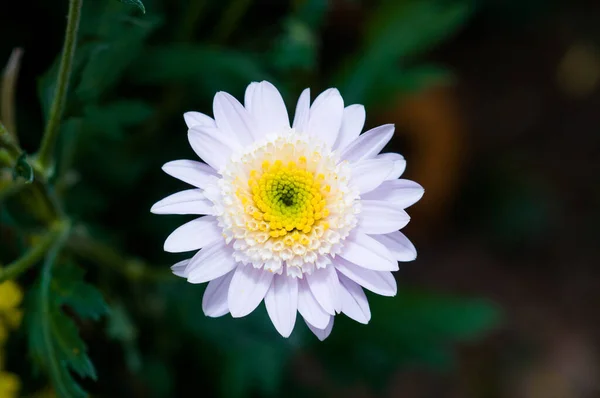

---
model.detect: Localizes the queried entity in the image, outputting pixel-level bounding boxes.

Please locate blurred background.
[1,0,599,397]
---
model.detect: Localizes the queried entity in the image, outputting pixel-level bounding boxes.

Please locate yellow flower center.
[219,131,359,276]
[246,158,330,240]
[238,158,331,251]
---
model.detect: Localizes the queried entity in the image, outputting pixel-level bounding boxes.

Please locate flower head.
[152,81,424,339]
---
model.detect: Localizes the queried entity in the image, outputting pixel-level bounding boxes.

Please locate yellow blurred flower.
[0,371,20,398]
[0,280,23,398]
[0,281,23,330]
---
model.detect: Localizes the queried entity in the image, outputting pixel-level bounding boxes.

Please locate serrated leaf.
[117,0,145,13]
[27,263,108,397]
[12,153,33,183]
[52,263,109,320]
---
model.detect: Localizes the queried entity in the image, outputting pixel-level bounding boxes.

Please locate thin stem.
[38,220,71,397]
[0,220,69,283]
[1,48,23,141]
[36,0,82,175]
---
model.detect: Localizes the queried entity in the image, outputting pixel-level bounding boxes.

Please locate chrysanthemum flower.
[152,81,424,340]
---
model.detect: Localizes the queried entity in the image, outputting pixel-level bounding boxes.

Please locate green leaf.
[37,44,97,123]
[131,45,272,95]
[76,10,160,102]
[12,153,33,183]
[27,262,109,397]
[117,0,145,14]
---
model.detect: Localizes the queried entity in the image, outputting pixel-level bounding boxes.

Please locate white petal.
[350,159,393,194]
[371,231,417,262]
[297,278,330,329]
[202,271,234,317]
[244,81,289,138]
[339,231,398,271]
[357,201,411,234]
[361,179,424,208]
[170,259,190,277]
[307,88,344,148]
[340,124,395,162]
[183,111,215,128]
[376,153,407,180]
[228,265,274,318]
[164,216,222,253]
[334,104,365,151]
[150,189,213,215]
[162,160,219,189]
[188,126,239,171]
[265,273,298,338]
[292,88,310,132]
[185,241,238,283]
[306,265,342,315]
[338,273,371,324]
[213,92,256,144]
[334,258,397,297]
[305,316,334,341]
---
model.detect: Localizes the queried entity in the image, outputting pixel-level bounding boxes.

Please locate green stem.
[0,221,69,283]
[36,0,82,175]
[38,220,71,397]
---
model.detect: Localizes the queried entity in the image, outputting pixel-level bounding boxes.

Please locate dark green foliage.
[162,282,302,398]
[131,45,272,94]
[117,0,145,14]
[27,263,109,397]
[336,0,473,105]
[318,290,501,386]
[0,0,507,396]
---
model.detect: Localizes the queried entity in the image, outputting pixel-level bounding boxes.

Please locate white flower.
[151,81,424,340]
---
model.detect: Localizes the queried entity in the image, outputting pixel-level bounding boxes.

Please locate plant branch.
[0,220,70,283]
[36,0,82,175]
